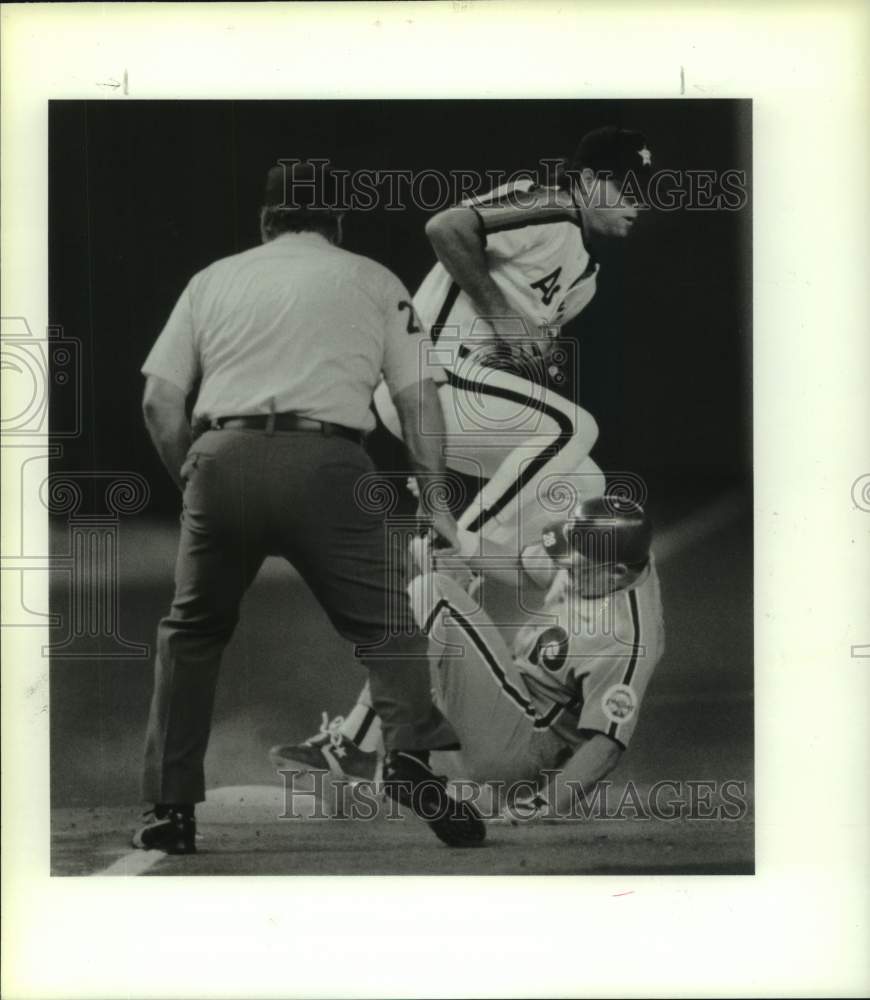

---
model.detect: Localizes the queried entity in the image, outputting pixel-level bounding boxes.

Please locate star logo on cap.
[638,146,652,166]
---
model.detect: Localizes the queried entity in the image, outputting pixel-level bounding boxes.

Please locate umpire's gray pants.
[143,428,458,805]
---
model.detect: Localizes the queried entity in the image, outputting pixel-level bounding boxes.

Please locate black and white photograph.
[45,97,753,876]
[2,3,868,999]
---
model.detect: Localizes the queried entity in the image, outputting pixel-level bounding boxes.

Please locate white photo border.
[2,2,869,997]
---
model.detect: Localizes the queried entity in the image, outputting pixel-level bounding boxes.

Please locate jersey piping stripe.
[430,282,460,344]
[445,370,574,532]
[623,590,642,685]
[468,206,487,248]
[483,211,579,236]
[463,182,541,209]
[421,596,570,729]
[464,192,528,209]
[607,589,642,739]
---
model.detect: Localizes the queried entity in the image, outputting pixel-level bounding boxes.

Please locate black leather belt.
[213,414,364,445]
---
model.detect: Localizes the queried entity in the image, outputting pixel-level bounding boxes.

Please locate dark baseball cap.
[263,159,339,212]
[541,494,652,568]
[570,126,653,187]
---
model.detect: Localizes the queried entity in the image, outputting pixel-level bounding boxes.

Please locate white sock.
[356,714,383,754]
[338,688,383,752]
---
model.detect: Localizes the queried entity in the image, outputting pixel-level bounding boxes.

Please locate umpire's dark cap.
[263,160,339,212]
[570,126,653,184]
[541,494,652,568]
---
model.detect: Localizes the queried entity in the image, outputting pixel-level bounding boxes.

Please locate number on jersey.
[398,300,422,334]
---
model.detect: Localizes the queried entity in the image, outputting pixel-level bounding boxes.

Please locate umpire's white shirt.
[142,232,430,432]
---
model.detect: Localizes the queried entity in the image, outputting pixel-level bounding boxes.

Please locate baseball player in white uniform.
[273,496,665,818]
[372,126,653,550]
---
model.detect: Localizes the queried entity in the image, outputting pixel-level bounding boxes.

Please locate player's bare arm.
[511,733,622,821]
[424,207,522,342]
[393,378,460,550]
[142,375,191,491]
[541,733,623,817]
[435,534,551,590]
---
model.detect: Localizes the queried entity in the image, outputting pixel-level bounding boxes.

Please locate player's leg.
[142,431,267,808]
[374,364,604,547]
[269,691,383,780]
[271,436,488,846]
[272,434,458,755]
[407,571,549,784]
[443,362,603,544]
[272,570,540,784]
[333,695,382,751]
[472,454,606,548]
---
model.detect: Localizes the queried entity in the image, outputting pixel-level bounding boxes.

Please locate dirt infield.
[52,790,753,877]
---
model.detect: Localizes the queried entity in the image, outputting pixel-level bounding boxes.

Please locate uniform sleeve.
[465,185,578,252]
[141,283,200,393]
[576,592,659,749]
[379,272,440,396]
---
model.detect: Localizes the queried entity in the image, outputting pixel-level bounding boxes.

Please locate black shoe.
[132,805,196,854]
[269,713,379,781]
[383,751,486,848]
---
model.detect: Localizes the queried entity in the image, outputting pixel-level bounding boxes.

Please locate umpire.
[134,161,484,851]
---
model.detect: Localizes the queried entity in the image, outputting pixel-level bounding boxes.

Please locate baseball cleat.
[383,750,486,848]
[132,805,196,854]
[269,713,379,781]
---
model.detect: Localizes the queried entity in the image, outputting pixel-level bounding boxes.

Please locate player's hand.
[430,511,460,553]
[506,792,550,825]
[408,530,433,577]
[414,503,460,553]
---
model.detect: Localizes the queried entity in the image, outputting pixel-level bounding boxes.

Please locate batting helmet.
[540,494,652,568]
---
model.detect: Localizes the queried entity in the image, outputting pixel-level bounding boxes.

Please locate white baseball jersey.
[511,552,665,749]
[414,180,599,361]
[371,180,605,552]
[410,562,664,785]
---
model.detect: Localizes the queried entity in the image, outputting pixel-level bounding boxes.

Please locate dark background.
[49,99,751,514]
